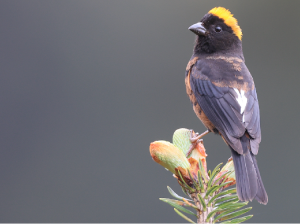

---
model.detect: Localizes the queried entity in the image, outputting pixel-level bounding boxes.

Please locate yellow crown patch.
[209,7,242,40]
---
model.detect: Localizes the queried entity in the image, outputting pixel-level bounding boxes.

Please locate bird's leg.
[190,130,210,143]
[186,130,211,157]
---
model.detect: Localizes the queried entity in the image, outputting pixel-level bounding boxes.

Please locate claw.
[190,130,210,143]
[186,143,195,157]
[186,130,211,157]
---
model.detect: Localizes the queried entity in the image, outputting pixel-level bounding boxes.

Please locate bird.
[185,7,268,204]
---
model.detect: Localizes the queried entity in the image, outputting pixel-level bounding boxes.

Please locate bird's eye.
[215,26,222,32]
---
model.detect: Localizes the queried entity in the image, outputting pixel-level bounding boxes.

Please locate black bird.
[185,7,268,204]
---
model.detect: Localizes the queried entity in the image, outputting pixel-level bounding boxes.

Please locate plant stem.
[191,192,213,224]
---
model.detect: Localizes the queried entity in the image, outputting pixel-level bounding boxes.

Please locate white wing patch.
[233,88,247,122]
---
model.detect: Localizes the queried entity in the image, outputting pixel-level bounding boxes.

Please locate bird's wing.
[243,88,261,155]
[189,58,261,155]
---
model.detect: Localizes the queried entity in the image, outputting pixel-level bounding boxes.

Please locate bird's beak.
[188,22,207,36]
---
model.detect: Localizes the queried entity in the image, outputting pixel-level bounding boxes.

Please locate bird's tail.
[230,135,268,204]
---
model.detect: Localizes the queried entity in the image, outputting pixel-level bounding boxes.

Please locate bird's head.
[189,7,242,54]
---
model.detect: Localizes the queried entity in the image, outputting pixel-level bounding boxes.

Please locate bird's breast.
[185,57,217,133]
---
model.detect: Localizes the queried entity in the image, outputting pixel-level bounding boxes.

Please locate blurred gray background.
[0,0,299,222]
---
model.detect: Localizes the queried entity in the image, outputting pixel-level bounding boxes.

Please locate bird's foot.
[190,130,210,143]
[186,130,210,157]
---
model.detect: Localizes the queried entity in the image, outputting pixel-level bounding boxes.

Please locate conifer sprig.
[150,128,253,223]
